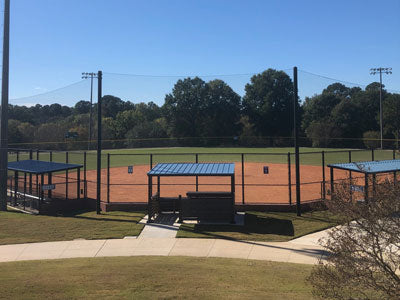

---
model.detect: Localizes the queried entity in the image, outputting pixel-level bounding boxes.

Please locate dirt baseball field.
[81,163,353,204]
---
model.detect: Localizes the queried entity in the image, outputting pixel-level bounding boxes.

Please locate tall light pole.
[82,72,96,150]
[370,67,392,149]
[0,0,10,211]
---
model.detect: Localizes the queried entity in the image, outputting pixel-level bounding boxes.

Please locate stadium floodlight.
[370,67,393,149]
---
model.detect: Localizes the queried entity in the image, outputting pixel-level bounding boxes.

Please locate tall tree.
[242,69,294,137]
[163,77,209,138]
[201,79,241,137]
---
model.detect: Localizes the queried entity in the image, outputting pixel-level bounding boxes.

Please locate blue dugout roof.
[328,159,400,174]
[8,160,82,174]
[148,163,235,176]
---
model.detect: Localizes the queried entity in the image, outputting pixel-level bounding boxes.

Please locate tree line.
[7,68,400,150]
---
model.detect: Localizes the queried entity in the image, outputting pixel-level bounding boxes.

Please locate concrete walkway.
[0,237,327,264]
[0,214,330,265]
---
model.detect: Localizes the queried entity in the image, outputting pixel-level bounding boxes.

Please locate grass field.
[0,209,145,245]
[177,211,339,241]
[8,147,399,171]
[0,256,315,299]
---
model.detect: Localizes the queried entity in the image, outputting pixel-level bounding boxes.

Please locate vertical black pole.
[36,150,39,194]
[29,150,32,194]
[65,152,69,201]
[0,0,10,211]
[231,174,235,223]
[13,171,17,206]
[150,154,153,169]
[23,173,26,210]
[393,149,395,160]
[77,168,80,200]
[364,174,369,203]
[330,167,334,199]
[147,175,152,223]
[288,153,292,205]
[322,151,326,200]
[107,153,110,203]
[16,150,19,161]
[83,152,87,187]
[40,174,44,206]
[241,153,245,204]
[48,172,52,199]
[293,67,301,216]
[96,70,102,214]
[348,151,352,182]
[157,176,160,196]
[372,149,375,161]
[195,154,199,192]
[50,151,53,162]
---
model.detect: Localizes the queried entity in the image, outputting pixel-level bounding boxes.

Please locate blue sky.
[8,0,400,106]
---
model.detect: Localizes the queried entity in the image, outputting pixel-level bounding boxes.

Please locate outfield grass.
[0,209,145,245]
[8,147,399,171]
[0,256,315,299]
[177,210,339,242]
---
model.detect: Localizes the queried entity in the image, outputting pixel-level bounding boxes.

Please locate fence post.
[150,154,153,169]
[393,149,395,160]
[321,151,325,200]
[50,151,53,162]
[107,153,110,203]
[16,150,19,161]
[195,154,198,192]
[65,151,69,201]
[29,150,32,194]
[241,153,245,204]
[84,152,87,190]
[348,150,352,181]
[288,152,292,205]
[36,150,39,195]
[371,149,375,161]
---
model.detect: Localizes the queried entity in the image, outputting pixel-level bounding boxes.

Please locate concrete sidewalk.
[0,235,328,265]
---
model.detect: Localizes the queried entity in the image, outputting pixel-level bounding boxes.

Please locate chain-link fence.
[8,147,398,208]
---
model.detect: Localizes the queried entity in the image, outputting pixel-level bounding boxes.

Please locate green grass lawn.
[0,256,315,299]
[177,210,339,242]
[0,209,145,245]
[9,147,398,171]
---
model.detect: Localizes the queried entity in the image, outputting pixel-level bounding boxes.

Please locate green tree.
[382,93,400,148]
[201,79,241,137]
[163,77,209,138]
[242,69,294,137]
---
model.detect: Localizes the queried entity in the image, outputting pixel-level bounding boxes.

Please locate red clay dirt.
[80,163,353,204]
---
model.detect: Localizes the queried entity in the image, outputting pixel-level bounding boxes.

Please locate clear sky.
[7,0,400,106]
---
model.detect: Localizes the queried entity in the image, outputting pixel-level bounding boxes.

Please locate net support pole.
[321,151,326,200]
[241,153,245,204]
[96,70,102,214]
[195,154,198,192]
[293,67,301,216]
[107,153,110,203]
[288,152,292,205]
[0,0,10,211]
